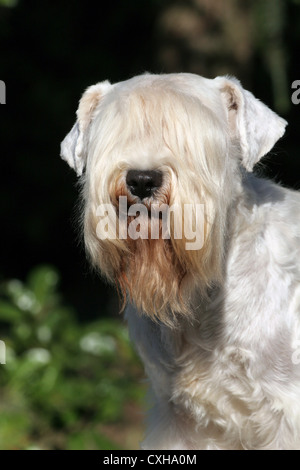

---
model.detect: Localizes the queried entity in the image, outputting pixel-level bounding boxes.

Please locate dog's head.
[61,73,287,324]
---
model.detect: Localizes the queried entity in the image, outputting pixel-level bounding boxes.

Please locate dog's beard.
[117,216,189,325]
[111,180,189,324]
[84,177,224,325]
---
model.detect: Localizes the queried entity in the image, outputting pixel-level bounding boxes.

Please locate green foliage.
[0,0,18,7]
[0,266,145,450]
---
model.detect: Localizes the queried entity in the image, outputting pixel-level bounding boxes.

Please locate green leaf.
[27,265,59,305]
[0,300,22,323]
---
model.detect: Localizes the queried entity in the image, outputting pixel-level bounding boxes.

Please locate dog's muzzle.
[126,169,163,200]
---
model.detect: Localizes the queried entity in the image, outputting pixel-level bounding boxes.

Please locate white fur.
[61,73,300,450]
[126,176,300,450]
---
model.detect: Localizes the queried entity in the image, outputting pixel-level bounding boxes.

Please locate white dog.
[61,73,300,450]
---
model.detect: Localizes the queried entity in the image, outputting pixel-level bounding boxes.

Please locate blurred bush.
[0,265,145,450]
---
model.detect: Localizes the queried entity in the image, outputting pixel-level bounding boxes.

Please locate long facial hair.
[83,85,230,325]
[84,171,224,326]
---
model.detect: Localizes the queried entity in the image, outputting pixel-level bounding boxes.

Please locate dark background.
[1,0,299,321]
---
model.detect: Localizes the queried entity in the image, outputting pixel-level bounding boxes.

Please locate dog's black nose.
[126,170,163,199]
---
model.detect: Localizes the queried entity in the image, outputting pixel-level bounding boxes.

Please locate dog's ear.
[60,80,112,176]
[216,76,287,171]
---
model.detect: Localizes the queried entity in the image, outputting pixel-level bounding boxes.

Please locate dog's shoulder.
[236,175,300,243]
